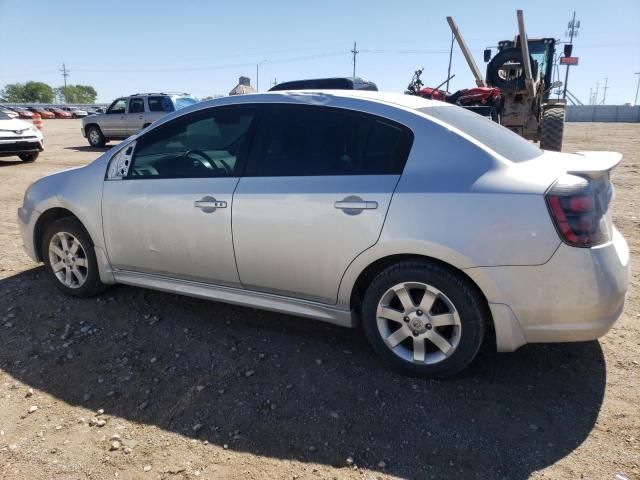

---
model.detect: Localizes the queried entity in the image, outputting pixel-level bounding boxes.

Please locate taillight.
[545,174,611,247]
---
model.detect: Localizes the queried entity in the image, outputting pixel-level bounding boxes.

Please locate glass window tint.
[174,96,197,110]
[129,98,144,114]
[249,105,412,176]
[419,105,543,162]
[107,99,126,114]
[129,107,257,179]
[148,96,174,112]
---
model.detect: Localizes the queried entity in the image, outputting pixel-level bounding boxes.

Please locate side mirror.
[484,48,492,62]
[564,44,573,57]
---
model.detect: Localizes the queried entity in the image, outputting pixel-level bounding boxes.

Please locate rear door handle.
[194,196,227,212]
[334,200,378,210]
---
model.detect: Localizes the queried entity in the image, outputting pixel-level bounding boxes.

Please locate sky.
[1,0,639,105]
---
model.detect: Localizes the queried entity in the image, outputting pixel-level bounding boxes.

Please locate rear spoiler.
[567,151,622,179]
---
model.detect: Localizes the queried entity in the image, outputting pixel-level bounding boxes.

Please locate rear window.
[174,96,197,110]
[419,106,543,162]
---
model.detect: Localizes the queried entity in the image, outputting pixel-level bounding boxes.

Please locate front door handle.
[194,196,227,213]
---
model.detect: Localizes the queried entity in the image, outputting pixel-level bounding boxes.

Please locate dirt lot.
[0,119,638,480]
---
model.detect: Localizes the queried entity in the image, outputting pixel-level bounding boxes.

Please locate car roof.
[139,90,453,139]
[204,90,445,111]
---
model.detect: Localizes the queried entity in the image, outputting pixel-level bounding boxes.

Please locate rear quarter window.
[419,106,543,162]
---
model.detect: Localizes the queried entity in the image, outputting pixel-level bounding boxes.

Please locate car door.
[232,104,414,304]
[125,97,146,135]
[102,105,259,286]
[101,98,127,137]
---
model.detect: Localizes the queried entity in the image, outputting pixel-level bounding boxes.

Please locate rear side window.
[247,105,413,176]
[148,96,174,112]
[129,98,144,114]
[419,105,543,162]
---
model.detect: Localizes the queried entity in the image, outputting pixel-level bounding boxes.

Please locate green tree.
[55,84,98,104]
[1,83,26,102]
[1,81,54,103]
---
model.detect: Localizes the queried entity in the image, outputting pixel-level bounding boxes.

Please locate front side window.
[247,105,413,177]
[128,106,257,179]
[107,99,126,114]
[129,98,144,114]
[148,96,174,112]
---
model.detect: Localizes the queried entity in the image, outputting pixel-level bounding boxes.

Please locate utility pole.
[634,72,640,106]
[351,41,359,78]
[272,78,277,87]
[59,63,70,102]
[601,77,609,104]
[446,32,454,92]
[594,82,599,105]
[588,87,593,105]
[562,11,580,99]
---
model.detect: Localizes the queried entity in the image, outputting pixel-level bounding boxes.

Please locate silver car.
[81,93,197,147]
[18,91,630,378]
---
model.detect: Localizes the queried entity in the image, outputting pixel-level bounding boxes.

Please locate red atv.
[406,69,503,122]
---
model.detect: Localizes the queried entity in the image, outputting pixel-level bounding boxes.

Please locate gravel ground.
[0,120,638,480]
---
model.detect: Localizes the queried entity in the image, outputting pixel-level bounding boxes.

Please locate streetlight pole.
[634,72,640,106]
[256,59,267,92]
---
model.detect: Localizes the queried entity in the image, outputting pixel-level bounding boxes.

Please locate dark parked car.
[269,77,378,91]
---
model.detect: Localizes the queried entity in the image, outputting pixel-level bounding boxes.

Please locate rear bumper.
[466,228,630,351]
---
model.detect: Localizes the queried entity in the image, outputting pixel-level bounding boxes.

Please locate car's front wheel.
[19,152,39,162]
[362,260,486,379]
[86,125,106,147]
[42,217,107,297]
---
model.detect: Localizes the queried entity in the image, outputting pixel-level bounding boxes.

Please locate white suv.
[61,106,88,118]
[81,93,197,147]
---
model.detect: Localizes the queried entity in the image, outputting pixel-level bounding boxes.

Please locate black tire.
[487,47,538,91]
[41,217,107,298]
[540,106,565,152]
[19,152,39,162]
[361,260,486,379]
[86,125,106,147]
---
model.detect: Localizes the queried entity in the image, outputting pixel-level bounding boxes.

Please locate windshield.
[528,42,550,79]
[173,96,197,110]
[419,105,543,162]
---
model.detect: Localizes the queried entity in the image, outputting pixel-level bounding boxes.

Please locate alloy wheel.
[88,129,101,145]
[376,282,462,365]
[48,232,89,289]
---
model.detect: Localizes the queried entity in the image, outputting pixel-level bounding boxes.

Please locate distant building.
[229,76,255,96]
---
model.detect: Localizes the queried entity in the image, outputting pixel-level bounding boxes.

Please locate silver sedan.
[18,91,630,378]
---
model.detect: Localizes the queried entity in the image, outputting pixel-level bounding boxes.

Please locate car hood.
[0,117,35,131]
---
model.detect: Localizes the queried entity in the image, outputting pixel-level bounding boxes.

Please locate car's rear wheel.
[361,260,486,379]
[42,217,107,297]
[19,152,39,162]
[87,125,106,147]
